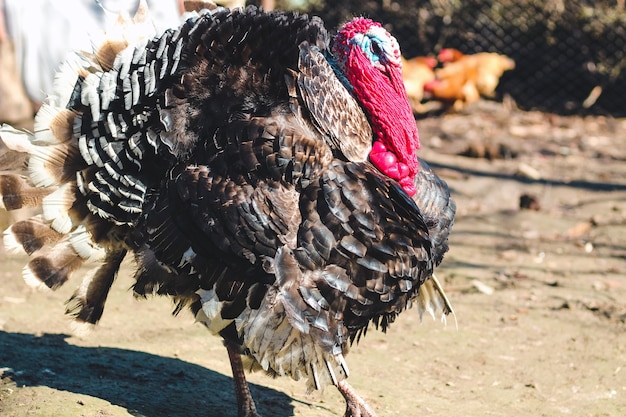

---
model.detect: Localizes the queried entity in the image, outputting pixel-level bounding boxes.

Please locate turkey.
[0,3,456,417]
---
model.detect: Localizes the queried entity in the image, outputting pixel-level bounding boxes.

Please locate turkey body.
[0,5,455,417]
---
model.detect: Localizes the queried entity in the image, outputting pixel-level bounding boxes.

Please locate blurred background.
[1,0,625,130]
[259,0,626,117]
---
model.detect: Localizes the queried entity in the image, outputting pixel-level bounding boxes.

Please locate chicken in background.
[423,58,480,112]
[425,47,515,111]
[401,55,437,113]
[439,48,516,97]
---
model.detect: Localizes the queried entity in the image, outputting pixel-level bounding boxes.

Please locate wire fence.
[271,0,626,117]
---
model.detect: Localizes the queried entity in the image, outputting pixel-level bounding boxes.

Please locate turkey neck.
[344,50,420,181]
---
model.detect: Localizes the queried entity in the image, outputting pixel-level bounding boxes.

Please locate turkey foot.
[337,380,378,417]
[226,344,261,417]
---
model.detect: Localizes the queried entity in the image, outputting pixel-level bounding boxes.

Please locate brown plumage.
[0,4,455,417]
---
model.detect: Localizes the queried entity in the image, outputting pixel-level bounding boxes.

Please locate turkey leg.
[337,380,378,417]
[226,344,261,417]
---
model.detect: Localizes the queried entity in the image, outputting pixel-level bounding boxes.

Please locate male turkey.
[0,3,455,416]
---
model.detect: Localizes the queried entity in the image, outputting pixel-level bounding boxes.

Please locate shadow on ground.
[0,331,295,417]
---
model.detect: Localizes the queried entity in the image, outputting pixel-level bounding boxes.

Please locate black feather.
[1,6,455,413]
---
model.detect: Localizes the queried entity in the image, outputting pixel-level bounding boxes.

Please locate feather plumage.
[0,5,455,417]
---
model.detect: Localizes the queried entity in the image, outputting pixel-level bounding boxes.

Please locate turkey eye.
[370,41,382,56]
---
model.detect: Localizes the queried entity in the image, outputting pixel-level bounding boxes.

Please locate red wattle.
[381,152,397,168]
[399,177,416,196]
[370,144,400,179]
[397,162,409,178]
[385,164,400,179]
[370,141,415,194]
[371,141,387,154]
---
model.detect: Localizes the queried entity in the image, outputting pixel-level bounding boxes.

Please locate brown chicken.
[401,55,437,113]
[423,58,479,111]
[438,48,516,97]
[426,48,515,111]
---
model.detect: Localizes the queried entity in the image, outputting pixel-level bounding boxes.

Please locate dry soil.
[1,100,625,417]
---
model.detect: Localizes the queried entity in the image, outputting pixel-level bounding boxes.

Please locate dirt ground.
[1,99,625,417]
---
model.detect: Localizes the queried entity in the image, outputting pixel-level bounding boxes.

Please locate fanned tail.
[0,124,98,288]
[0,2,160,325]
[0,173,53,210]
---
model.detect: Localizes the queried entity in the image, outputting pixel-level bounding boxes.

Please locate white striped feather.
[41,183,76,234]
[87,180,112,203]
[0,124,35,154]
[22,241,84,290]
[122,73,133,110]
[86,199,118,223]
[130,70,141,107]
[2,215,63,255]
[75,170,88,195]
[22,264,52,291]
[236,289,349,393]
[2,224,24,254]
[119,200,143,214]
[196,287,235,335]
[170,38,184,75]
[27,142,75,187]
[99,72,117,112]
[105,112,119,138]
[81,73,103,122]
[102,162,122,183]
[47,53,94,109]
[32,107,73,145]
[131,38,148,66]
[145,60,157,96]
[414,273,457,328]
[115,113,129,132]
[68,225,105,261]
[127,132,144,160]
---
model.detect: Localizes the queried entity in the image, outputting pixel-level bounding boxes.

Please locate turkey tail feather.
[3,216,64,255]
[24,246,85,290]
[65,248,127,325]
[20,226,106,290]
[0,2,159,330]
[0,174,53,210]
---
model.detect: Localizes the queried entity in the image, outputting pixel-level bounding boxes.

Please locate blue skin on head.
[348,26,401,70]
